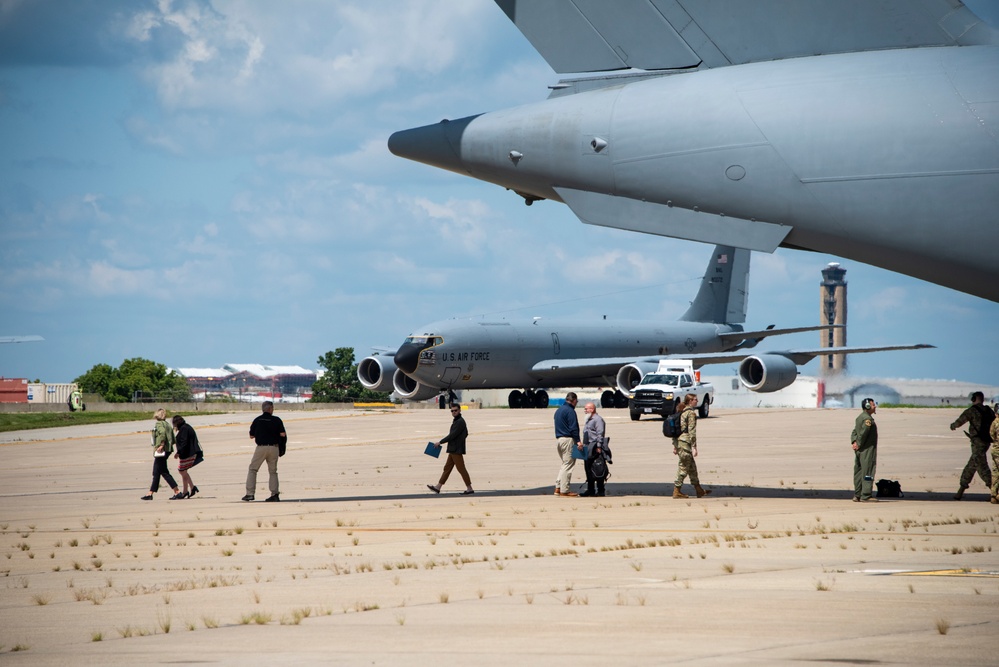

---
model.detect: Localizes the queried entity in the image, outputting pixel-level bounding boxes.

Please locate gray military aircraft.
[389,0,999,303]
[358,245,932,409]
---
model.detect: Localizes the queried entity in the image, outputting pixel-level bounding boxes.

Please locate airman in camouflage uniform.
[672,393,711,499]
[990,411,999,504]
[851,398,878,502]
[949,391,994,500]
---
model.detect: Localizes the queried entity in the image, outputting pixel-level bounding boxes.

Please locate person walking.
[243,401,286,502]
[949,391,994,500]
[580,402,609,497]
[554,392,582,497]
[426,404,474,495]
[990,411,999,504]
[141,408,182,501]
[672,394,710,498]
[172,415,202,499]
[851,397,879,502]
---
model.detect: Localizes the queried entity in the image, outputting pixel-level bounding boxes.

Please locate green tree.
[74,358,192,403]
[310,348,390,403]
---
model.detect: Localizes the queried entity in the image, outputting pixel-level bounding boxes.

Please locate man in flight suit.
[851,398,878,502]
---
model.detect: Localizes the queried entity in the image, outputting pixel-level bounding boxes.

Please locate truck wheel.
[630,410,641,421]
[698,396,710,418]
[664,398,679,416]
[614,391,629,409]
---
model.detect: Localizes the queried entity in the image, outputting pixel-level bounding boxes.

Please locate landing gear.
[600,390,629,409]
[508,390,524,409]
[600,390,616,409]
[534,390,549,409]
[508,389,550,409]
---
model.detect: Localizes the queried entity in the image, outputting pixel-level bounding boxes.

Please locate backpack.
[591,455,609,480]
[663,411,683,438]
[972,404,996,443]
[876,479,903,498]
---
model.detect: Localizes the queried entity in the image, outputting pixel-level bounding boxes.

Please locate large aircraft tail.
[679,245,750,325]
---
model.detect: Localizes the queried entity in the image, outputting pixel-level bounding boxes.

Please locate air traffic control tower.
[820,263,847,375]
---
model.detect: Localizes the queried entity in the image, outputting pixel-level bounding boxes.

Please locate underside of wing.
[495,0,994,74]
[530,356,662,380]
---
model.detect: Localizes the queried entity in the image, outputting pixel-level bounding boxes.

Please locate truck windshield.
[640,374,678,386]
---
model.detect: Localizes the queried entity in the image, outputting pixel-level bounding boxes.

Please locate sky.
[1,0,997,387]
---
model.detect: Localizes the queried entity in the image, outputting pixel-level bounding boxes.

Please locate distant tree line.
[74,349,390,404]
[75,358,192,403]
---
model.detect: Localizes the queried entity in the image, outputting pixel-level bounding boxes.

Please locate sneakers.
[265,494,280,502]
[241,495,255,502]
[427,484,441,494]
[554,488,561,496]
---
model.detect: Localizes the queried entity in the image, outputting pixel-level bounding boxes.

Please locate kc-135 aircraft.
[358,245,932,409]
[389,0,999,303]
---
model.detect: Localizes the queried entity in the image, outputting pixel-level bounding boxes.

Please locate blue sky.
[1,0,997,386]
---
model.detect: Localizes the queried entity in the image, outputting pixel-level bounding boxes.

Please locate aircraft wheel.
[698,396,710,418]
[600,390,615,409]
[524,389,536,408]
[613,391,629,409]
[535,390,549,409]
[508,390,524,409]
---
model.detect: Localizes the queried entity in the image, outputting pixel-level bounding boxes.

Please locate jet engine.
[738,354,798,393]
[357,355,398,393]
[615,362,661,395]
[392,369,440,402]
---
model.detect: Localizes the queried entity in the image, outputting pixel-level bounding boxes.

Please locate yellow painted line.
[893,569,999,578]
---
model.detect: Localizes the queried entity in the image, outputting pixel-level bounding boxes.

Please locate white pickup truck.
[628,360,713,421]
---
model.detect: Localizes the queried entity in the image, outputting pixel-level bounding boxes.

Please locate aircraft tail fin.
[679,246,750,325]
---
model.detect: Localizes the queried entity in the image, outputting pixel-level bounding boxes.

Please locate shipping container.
[0,378,29,403]
[27,383,78,404]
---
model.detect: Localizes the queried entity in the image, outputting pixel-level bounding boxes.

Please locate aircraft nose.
[393,343,423,375]
[388,115,479,176]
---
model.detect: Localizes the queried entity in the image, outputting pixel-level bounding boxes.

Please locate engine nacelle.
[392,369,441,402]
[616,362,661,395]
[738,354,798,393]
[357,355,398,393]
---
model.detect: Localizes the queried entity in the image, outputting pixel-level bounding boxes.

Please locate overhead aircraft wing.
[529,342,933,379]
[494,0,992,74]
[0,335,44,344]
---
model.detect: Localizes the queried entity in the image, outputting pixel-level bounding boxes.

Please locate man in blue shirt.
[554,392,582,497]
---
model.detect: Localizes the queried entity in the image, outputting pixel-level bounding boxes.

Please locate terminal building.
[176,364,317,402]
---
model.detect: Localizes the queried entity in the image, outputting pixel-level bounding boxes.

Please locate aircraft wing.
[682,343,935,368]
[717,324,840,344]
[529,342,933,379]
[531,355,664,380]
[494,0,992,74]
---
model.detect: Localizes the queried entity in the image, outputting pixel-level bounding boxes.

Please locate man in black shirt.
[243,401,286,502]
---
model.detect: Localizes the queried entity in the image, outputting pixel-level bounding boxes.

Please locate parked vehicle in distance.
[628,360,712,421]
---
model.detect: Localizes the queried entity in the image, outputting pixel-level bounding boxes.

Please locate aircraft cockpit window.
[404,336,443,348]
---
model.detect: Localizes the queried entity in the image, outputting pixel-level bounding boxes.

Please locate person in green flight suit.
[851,397,878,502]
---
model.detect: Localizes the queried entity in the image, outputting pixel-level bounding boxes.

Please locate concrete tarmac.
[0,406,995,665]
